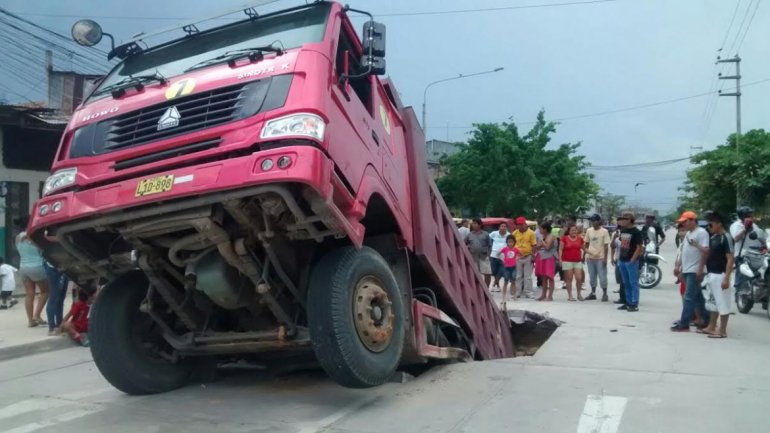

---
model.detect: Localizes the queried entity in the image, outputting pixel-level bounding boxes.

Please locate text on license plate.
[135,175,174,197]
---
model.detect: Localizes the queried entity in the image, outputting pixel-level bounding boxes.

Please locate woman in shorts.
[560,224,586,301]
[15,216,49,327]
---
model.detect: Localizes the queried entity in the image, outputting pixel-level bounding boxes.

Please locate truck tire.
[90,271,192,395]
[308,246,405,388]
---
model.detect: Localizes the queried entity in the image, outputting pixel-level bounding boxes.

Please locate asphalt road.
[2,231,770,433]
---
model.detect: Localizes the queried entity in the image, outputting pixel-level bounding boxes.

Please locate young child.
[499,235,521,306]
[61,289,91,346]
[0,257,19,310]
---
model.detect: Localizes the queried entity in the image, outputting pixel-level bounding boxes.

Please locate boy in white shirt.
[0,257,19,309]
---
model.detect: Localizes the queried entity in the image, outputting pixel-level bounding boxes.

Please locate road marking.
[576,394,627,433]
[0,388,112,433]
[295,396,378,433]
[0,400,68,421]
[0,407,102,433]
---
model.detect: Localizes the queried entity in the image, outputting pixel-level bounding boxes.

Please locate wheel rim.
[352,276,395,353]
[737,293,748,309]
[640,267,656,286]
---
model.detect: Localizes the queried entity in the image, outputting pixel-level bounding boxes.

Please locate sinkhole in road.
[507,309,563,357]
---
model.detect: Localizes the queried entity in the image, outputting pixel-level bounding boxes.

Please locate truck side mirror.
[361,21,386,76]
[360,55,386,75]
[362,21,385,57]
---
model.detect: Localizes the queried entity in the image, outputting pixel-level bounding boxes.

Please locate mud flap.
[412,300,472,362]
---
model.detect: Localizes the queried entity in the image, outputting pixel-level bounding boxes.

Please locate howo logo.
[81,106,119,122]
[157,106,181,131]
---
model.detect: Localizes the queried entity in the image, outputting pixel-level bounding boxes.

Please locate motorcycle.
[734,247,770,316]
[639,242,666,289]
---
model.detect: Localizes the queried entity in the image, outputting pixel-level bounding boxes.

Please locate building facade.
[425,139,462,179]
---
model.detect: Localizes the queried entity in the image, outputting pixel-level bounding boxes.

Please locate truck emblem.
[157,106,181,130]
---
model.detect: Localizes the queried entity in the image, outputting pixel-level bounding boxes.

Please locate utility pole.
[717,54,741,204]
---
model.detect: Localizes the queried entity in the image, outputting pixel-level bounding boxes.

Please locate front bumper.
[29,145,334,236]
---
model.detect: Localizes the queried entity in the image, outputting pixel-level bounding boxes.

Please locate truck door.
[330,23,379,186]
[372,85,410,220]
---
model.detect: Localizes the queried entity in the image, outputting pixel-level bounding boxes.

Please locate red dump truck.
[27,1,514,394]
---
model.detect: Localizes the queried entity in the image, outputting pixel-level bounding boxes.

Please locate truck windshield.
[91,4,329,98]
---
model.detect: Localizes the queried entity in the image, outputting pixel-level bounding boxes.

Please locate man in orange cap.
[513,216,537,298]
[672,211,711,331]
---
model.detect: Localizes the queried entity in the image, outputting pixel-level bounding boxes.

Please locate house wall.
[0,126,49,265]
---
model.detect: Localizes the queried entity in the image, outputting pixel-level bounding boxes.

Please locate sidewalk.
[0,295,74,361]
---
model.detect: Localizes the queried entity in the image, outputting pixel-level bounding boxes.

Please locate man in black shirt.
[642,215,666,254]
[700,211,734,338]
[614,212,644,311]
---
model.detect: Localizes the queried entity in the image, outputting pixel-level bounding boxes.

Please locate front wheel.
[735,281,755,314]
[90,271,192,395]
[639,264,662,289]
[307,246,405,388]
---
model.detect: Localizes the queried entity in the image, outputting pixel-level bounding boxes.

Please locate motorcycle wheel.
[639,264,662,289]
[735,281,754,314]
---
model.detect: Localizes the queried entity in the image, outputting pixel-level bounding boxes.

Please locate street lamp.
[421,67,504,139]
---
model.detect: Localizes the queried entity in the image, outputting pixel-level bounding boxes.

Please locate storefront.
[0,105,67,266]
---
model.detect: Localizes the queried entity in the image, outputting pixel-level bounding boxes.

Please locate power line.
[735,0,762,53]
[587,157,690,170]
[14,0,617,21]
[700,0,744,139]
[726,0,756,56]
[0,16,107,69]
[368,0,618,17]
[0,6,108,56]
[719,0,743,50]
[427,77,770,129]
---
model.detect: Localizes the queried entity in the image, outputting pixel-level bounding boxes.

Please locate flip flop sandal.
[695,329,714,335]
[35,319,48,326]
[707,334,727,339]
[568,298,577,302]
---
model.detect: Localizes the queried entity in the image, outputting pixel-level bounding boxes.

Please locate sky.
[1,0,767,212]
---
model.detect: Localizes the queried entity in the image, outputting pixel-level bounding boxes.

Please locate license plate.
[135,174,174,197]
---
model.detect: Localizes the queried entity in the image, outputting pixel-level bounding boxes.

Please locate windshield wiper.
[185,44,284,72]
[96,73,168,99]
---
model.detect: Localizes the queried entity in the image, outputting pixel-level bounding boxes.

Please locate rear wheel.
[90,271,192,395]
[735,281,754,314]
[639,264,662,289]
[307,246,405,388]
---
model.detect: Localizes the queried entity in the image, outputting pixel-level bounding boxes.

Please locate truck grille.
[104,83,247,150]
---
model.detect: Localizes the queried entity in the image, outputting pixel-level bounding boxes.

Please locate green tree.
[681,129,770,218]
[437,111,598,217]
[594,193,626,222]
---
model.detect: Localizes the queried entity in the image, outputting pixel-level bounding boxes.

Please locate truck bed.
[400,107,514,360]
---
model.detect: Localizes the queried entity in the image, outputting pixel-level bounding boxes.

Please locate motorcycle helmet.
[737,206,754,220]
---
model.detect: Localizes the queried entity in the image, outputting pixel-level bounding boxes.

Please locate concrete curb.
[0,336,73,362]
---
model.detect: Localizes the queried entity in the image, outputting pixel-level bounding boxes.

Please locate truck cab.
[28,1,513,395]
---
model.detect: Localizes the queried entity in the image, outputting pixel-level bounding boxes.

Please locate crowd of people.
[0,216,91,346]
[459,214,636,309]
[459,205,764,340]
[670,206,766,339]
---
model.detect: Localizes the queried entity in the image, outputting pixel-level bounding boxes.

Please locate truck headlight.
[260,113,325,141]
[43,168,77,196]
